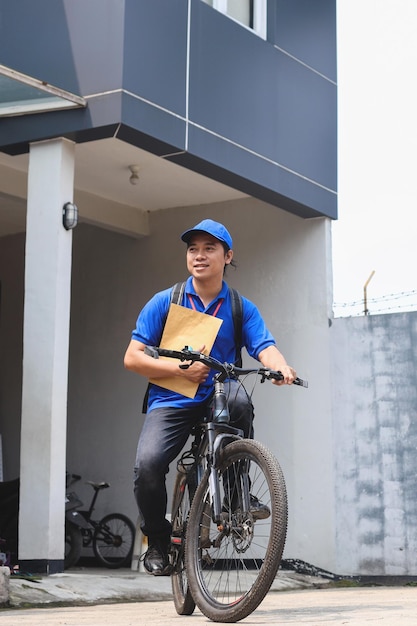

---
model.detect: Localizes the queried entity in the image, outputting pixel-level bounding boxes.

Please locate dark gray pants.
[133,380,254,539]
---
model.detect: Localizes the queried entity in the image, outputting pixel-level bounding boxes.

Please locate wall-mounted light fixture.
[62,202,78,230]
[129,164,139,185]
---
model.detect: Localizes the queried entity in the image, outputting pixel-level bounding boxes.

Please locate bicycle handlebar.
[145,346,308,388]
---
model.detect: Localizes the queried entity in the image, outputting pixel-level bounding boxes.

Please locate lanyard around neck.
[188,293,224,317]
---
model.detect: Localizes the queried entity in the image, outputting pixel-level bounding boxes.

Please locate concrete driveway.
[1,586,416,625]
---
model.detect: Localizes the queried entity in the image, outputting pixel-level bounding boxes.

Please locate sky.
[332,0,417,317]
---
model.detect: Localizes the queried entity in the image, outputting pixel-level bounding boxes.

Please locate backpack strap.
[171,281,186,306]
[229,287,243,367]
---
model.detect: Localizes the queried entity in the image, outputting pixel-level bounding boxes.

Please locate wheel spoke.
[93,514,135,568]
[186,439,287,622]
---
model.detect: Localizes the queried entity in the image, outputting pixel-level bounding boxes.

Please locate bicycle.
[65,474,135,569]
[145,345,307,623]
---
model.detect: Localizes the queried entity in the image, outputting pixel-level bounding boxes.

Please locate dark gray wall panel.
[123,0,188,116]
[273,50,337,191]
[188,1,336,199]
[181,125,336,218]
[0,0,124,94]
[273,0,337,82]
[0,94,123,154]
[120,93,186,153]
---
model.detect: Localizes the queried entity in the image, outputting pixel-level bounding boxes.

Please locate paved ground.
[1,565,416,625]
[1,586,417,625]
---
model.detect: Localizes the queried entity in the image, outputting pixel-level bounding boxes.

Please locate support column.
[19,138,75,574]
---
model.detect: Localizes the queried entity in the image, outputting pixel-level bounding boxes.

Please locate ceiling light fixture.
[129,164,139,185]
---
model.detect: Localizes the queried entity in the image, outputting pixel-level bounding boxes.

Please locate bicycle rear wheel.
[92,513,135,568]
[170,470,196,615]
[185,439,287,623]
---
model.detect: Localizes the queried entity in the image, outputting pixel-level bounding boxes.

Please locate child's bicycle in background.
[65,474,135,569]
[145,346,307,623]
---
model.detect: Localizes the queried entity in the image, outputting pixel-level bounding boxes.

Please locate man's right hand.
[181,360,210,384]
[180,344,209,383]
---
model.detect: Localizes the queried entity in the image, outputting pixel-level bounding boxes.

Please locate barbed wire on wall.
[333,289,417,317]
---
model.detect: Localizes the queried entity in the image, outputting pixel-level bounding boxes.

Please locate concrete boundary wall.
[331,312,417,576]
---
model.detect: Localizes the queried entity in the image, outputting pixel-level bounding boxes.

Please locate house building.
[0,0,337,574]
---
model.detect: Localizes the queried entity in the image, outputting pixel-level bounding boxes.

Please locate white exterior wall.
[1,197,335,571]
[64,198,335,570]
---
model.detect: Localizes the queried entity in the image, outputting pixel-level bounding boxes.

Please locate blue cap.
[181,219,233,250]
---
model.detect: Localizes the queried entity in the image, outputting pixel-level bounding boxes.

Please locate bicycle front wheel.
[170,470,196,615]
[92,513,135,568]
[185,439,287,623]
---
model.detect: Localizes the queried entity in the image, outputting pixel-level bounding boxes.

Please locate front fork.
[206,422,246,527]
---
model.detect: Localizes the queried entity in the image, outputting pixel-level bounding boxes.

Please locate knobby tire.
[185,439,287,623]
[171,470,196,615]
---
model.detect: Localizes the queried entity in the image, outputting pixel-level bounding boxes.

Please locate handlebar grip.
[144,346,160,359]
[294,377,308,388]
[268,370,308,388]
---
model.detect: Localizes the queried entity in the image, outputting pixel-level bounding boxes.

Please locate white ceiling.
[0,137,248,237]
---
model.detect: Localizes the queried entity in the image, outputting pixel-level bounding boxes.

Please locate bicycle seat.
[85,481,110,490]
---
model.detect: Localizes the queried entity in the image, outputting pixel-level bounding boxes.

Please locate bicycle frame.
[151,344,306,527]
[174,373,248,534]
[162,345,307,621]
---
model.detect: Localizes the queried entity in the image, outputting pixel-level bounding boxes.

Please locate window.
[0,64,86,117]
[203,0,266,38]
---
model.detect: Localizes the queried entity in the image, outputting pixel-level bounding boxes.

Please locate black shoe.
[249,494,270,520]
[143,540,171,576]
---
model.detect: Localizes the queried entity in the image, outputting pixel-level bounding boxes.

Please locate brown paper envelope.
[149,303,223,398]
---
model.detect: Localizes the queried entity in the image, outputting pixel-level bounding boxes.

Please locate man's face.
[186,233,233,281]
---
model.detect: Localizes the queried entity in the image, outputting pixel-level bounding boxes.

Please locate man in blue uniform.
[124,219,296,575]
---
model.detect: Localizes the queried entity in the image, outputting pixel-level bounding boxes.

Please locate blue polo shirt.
[132,277,275,410]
